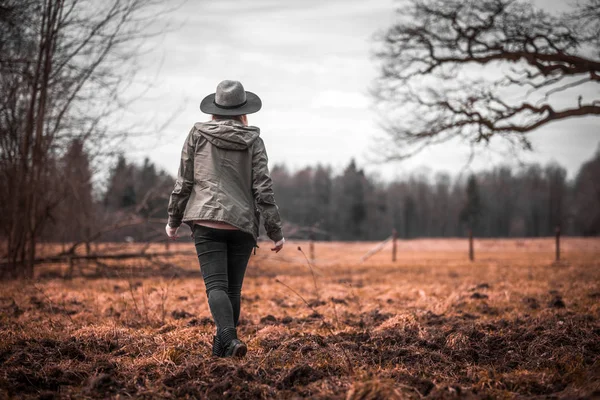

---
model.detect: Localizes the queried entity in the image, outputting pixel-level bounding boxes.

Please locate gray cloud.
[124,0,599,181]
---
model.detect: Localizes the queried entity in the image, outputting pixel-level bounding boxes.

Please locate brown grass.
[1,238,599,399]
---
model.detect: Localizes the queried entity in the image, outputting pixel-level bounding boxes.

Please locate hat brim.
[200,91,262,116]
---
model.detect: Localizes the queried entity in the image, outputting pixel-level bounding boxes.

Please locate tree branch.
[372,0,600,159]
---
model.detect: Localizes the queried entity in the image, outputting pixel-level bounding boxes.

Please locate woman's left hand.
[271,237,285,253]
[165,224,179,240]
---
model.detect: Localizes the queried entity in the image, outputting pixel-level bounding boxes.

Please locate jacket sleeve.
[167,127,196,228]
[251,137,284,242]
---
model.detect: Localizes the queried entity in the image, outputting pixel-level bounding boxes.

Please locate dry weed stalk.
[157,276,175,325]
[275,277,355,376]
[274,251,357,376]
[127,263,150,325]
[331,298,341,329]
[33,282,74,324]
[297,246,320,299]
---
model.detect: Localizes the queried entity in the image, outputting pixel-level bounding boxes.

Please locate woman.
[165,80,285,358]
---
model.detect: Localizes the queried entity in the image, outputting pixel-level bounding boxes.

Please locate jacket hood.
[194,120,260,150]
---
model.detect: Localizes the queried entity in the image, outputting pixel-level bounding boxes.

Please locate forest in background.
[39,142,600,244]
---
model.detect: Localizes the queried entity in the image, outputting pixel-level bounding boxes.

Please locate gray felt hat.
[200,80,262,116]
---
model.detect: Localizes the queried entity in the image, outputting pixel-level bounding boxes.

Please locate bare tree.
[0,0,173,278]
[372,0,600,160]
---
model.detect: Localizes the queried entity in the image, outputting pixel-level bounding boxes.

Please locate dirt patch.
[260,314,278,324]
[85,373,124,397]
[187,317,213,327]
[523,296,540,309]
[277,364,325,389]
[548,295,566,308]
[171,310,194,319]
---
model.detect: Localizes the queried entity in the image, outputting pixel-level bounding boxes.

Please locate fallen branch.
[61,218,149,255]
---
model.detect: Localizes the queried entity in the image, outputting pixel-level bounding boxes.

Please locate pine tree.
[104,155,136,210]
[52,139,94,243]
[460,175,483,234]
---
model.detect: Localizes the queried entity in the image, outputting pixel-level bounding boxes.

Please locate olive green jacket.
[167,120,284,243]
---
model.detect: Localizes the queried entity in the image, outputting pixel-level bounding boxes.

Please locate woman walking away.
[165,80,285,358]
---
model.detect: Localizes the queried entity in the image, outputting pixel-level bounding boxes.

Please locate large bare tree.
[372,0,600,160]
[0,0,171,278]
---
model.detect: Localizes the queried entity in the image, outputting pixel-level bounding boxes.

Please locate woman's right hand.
[271,238,285,253]
[165,224,180,240]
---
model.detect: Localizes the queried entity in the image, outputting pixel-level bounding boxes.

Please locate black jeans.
[193,224,255,330]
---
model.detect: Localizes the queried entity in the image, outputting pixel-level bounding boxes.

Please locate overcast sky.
[125,0,599,181]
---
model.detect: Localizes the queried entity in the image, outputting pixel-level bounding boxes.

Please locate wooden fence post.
[555,226,560,262]
[85,228,91,255]
[309,225,315,262]
[392,229,397,262]
[85,234,91,269]
[469,228,474,261]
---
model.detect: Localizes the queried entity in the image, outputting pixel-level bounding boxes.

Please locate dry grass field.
[1,238,599,399]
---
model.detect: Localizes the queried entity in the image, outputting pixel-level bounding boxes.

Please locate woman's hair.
[212,114,247,125]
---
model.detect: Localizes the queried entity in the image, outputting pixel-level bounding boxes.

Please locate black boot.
[218,327,247,358]
[212,334,223,357]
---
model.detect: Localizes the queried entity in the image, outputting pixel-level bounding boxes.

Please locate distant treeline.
[40,146,599,244]
[269,149,600,240]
